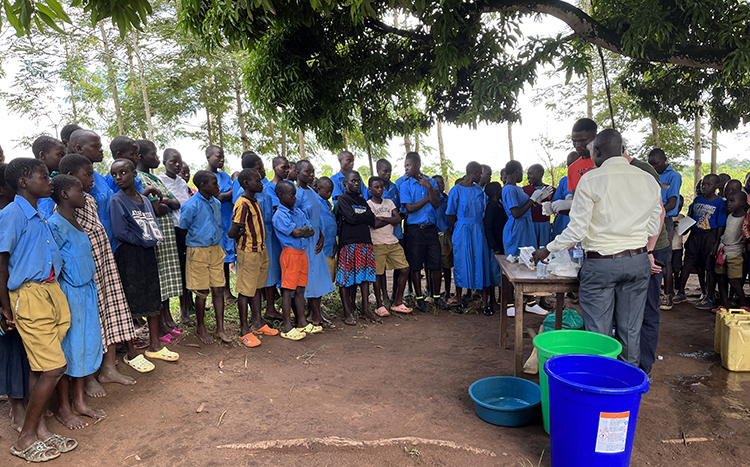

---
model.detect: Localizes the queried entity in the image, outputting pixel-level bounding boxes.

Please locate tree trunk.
[366,141,374,177]
[343,130,349,151]
[281,127,287,159]
[234,71,248,151]
[650,117,660,147]
[98,24,124,135]
[404,135,412,153]
[206,107,214,145]
[216,110,224,149]
[298,129,306,159]
[269,121,279,156]
[507,121,515,160]
[132,33,154,141]
[414,133,420,153]
[126,45,138,96]
[710,128,718,174]
[437,120,448,180]
[693,111,702,188]
[62,31,78,122]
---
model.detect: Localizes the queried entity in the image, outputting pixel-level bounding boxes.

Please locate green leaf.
[43,0,70,22]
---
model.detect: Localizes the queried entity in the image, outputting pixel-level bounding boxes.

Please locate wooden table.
[497,257,580,376]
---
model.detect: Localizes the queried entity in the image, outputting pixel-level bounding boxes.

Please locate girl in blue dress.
[502,160,540,255]
[447,162,502,316]
[295,161,335,328]
[551,152,578,239]
[48,175,105,430]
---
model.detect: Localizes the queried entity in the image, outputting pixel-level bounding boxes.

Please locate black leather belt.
[585,247,647,259]
[412,224,436,230]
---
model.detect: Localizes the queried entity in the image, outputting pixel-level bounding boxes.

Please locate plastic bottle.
[537,261,548,279]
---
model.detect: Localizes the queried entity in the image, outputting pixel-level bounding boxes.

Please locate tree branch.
[364,17,431,42]
[474,0,727,69]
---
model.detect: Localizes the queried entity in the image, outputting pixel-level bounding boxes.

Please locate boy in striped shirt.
[229,168,279,347]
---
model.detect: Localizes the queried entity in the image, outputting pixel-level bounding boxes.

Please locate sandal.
[132,336,149,350]
[144,347,180,362]
[299,323,323,334]
[375,306,391,317]
[123,354,155,373]
[446,297,459,306]
[169,327,185,336]
[10,439,60,462]
[280,328,307,341]
[43,434,78,453]
[240,333,261,348]
[252,324,279,336]
[314,316,336,329]
[159,334,177,344]
[262,313,283,323]
[389,304,412,314]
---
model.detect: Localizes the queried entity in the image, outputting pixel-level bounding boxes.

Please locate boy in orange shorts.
[272,181,314,340]
[0,158,77,461]
[229,168,279,348]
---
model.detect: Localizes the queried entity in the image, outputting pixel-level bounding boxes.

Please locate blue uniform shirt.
[89,171,115,249]
[104,173,144,194]
[215,170,235,262]
[0,195,63,291]
[179,192,223,247]
[273,204,310,251]
[435,192,451,232]
[37,197,56,220]
[319,198,337,257]
[659,164,682,217]
[399,175,439,226]
[331,171,367,201]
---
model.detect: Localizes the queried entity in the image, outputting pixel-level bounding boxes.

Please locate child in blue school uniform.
[273,181,316,340]
[433,174,455,305]
[316,177,338,283]
[104,136,147,194]
[205,145,236,303]
[48,175,105,430]
[0,162,31,436]
[522,164,554,247]
[331,150,366,201]
[550,152,578,239]
[179,170,229,345]
[447,162,502,316]
[0,158,76,462]
[295,160,334,329]
[32,135,66,219]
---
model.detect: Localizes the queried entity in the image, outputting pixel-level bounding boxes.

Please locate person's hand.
[648,253,662,274]
[551,199,572,213]
[532,247,550,265]
[305,227,315,238]
[1,306,15,331]
[531,186,554,204]
[315,233,324,254]
[418,174,432,189]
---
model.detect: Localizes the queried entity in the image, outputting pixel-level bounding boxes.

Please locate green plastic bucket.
[533,330,622,434]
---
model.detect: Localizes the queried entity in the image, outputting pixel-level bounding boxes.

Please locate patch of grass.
[518,449,545,467]
[404,447,420,457]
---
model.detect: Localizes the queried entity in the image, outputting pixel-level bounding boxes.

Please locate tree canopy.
[5,0,750,149]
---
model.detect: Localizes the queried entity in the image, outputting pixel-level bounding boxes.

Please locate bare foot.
[10,405,25,432]
[196,328,215,345]
[56,410,89,430]
[343,316,357,326]
[180,314,196,326]
[214,330,232,343]
[361,310,382,324]
[97,366,136,386]
[84,375,107,398]
[72,400,106,422]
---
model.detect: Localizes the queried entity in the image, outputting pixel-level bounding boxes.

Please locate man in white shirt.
[533,129,662,365]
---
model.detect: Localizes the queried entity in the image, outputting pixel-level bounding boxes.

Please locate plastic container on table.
[715,308,750,354]
[533,330,622,434]
[545,354,649,467]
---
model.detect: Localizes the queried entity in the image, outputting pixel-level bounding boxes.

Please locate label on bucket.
[595,411,630,453]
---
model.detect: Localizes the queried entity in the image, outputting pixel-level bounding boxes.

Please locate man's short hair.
[31,135,62,159]
[275,180,294,196]
[647,148,666,161]
[241,151,261,169]
[296,160,312,172]
[405,152,421,164]
[51,174,81,203]
[376,159,391,170]
[0,163,8,188]
[205,145,222,156]
[368,176,385,188]
[572,118,597,133]
[60,124,83,144]
[163,148,180,162]
[727,190,746,202]
[485,181,502,198]
[110,136,139,156]
[5,158,45,191]
[238,168,260,186]
[136,139,156,155]
[193,170,215,190]
[505,160,522,176]
[466,161,482,175]
[59,154,93,175]
[272,156,288,168]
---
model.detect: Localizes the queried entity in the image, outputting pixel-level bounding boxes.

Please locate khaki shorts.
[236,248,269,297]
[326,256,336,282]
[716,255,744,280]
[186,244,226,291]
[11,281,71,372]
[373,243,409,275]
[280,247,308,290]
[439,230,454,269]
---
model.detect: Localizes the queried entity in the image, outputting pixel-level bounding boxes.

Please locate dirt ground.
[1,278,749,466]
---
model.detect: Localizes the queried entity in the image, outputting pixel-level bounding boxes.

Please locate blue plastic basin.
[469,376,541,427]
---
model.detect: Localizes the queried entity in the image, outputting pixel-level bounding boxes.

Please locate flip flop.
[314,316,336,329]
[240,333,261,348]
[298,323,323,334]
[375,306,391,317]
[43,434,78,453]
[144,347,180,362]
[262,313,283,323]
[343,317,357,326]
[280,328,307,341]
[159,334,177,344]
[389,304,412,314]
[252,324,279,336]
[132,336,149,350]
[169,327,185,336]
[123,354,155,373]
[10,439,60,462]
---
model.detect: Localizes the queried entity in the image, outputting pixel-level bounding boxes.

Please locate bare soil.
[1,279,748,466]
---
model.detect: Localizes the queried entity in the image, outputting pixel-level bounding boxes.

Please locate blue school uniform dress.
[447,184,502,289]
[320,197,337,257]
[37,197,56,220]
[89,171,115,250]
[216,170,236,263]
[233,178,282,288]
[48,214,103,378]
[502,185,536,255]
[295,185,335,298]
[551,176,572,239]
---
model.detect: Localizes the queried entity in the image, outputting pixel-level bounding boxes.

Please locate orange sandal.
[240,333,261,348]
[253,324,279,336]
[390,303,413,314]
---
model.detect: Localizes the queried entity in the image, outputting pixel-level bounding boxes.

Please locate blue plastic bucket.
[468,376,541,427]
[545,354,649,467]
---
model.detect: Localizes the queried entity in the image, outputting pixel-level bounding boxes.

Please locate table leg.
[500,274,508,349]
[555,292,564,331]
[515,287,524,377]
